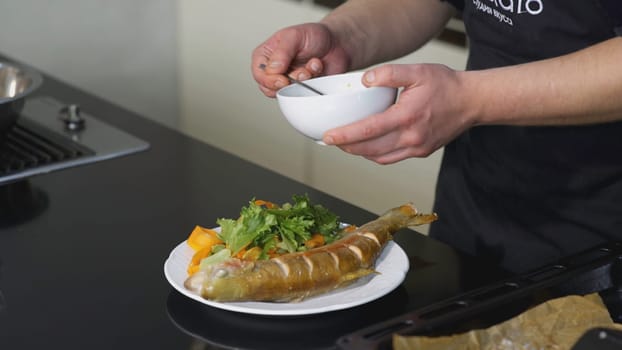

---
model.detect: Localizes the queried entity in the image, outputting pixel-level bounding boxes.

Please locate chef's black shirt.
[430,0,622,274]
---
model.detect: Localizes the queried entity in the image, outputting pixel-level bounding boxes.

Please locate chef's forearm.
[320,0,456,71]
[462,36,622,127]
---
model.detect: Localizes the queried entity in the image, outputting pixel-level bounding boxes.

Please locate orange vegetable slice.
[305,233,325,249]
[187,246,212,275]
[187,264,200,275]
[187,225,223,252]
[241,246,263,261]
[254,199,276,209]
[343,225,357,233]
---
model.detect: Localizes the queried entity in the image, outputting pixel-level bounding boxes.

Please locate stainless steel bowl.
[0,61,43,133]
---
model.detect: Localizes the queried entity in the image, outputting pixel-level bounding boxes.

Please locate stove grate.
[0,119,93,177]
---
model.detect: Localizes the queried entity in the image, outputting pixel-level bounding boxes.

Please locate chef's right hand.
[251,23,350,98]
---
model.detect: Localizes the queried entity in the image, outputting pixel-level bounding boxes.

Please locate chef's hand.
[251,23,350,98]
[323,64,474,164]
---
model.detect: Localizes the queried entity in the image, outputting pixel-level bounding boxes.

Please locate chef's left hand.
[322,64,474,164]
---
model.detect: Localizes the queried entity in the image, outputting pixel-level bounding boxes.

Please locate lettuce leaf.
[216,194,340,258]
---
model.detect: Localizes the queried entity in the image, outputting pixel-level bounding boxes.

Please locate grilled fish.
[184,203,437,302]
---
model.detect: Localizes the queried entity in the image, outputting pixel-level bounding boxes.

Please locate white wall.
[177,0,316,183]
[0,0,178,128]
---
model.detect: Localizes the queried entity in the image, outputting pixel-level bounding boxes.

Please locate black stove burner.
[0,119,93,177]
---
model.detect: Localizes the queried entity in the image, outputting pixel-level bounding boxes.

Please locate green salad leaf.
[216,194,341,258]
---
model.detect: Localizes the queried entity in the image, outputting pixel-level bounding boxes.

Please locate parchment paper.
[394,293,622,350]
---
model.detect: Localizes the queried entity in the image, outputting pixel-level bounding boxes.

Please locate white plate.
[164,237,409,316]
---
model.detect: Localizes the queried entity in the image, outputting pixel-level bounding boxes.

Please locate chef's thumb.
[362,64,416,89]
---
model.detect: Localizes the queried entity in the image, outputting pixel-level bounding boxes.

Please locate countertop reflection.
[0,180,48,229]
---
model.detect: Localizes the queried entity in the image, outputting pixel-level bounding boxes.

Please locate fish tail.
[401,203,438,227]
[358,203,437,245]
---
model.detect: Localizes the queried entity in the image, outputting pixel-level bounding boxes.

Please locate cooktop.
[0,96,149,185]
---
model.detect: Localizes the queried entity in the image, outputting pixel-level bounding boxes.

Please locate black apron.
[430,0,622,274]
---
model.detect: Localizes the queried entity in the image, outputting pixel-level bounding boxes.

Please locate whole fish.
[184,203,437,302]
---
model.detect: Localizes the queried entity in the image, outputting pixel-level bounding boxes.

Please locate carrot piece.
[254,199,276,209]
[187,264,200,275]
[343,225,357,233]
[267,248,279,258]
[187,225,223,252]
[235,247,247,259]
[186,226,225,275]
[191,246,212,264]
[305,233,325,249]
[187,246,212,275]
[242,246,263,261]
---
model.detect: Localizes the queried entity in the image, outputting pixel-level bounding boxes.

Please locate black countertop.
[0,64,507,349]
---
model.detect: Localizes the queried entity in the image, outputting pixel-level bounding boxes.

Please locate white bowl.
[276,71,397,144]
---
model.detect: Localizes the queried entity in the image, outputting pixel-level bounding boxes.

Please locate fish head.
[184,258,255,299]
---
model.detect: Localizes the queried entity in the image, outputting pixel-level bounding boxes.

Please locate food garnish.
[186,194,344,275]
